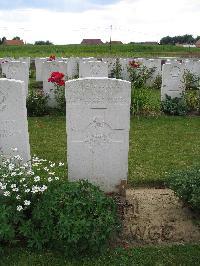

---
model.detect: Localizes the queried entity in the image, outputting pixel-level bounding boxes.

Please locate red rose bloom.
[48,72,65,87]
[48,55,56,61]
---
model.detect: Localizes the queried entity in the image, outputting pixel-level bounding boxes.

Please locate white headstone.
[79,61,108,78]
[119,58,131,81]
[42,60,68,107]
[0,58,15,64]
[184,60,200,76]
[102,58,116,78]
[1,61,29,96]
[80,57,97,63]
[65,78,131,193]
[144,59,162,85]
[119,58,129,80]
[35,58,47,81]
[18,57,31,68]
[0,79,30,163]
[60,57,68,62]
[135,58,147,65]
[0,58,15,74]
[67,57,79,79]
[161,62,185,100]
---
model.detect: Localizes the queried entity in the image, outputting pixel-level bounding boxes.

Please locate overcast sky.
[0,0,199,44]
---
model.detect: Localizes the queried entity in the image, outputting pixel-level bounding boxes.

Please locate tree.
[34,40,53,45]
[12,36,20,40]
[160,34,196,45]
[0,36,6,45]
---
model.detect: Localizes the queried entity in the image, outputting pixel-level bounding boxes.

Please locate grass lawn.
[2,244,200,265]
[3,108,200,265]
[0,43,200,58]
[28,115,200,186]
[5,71,200,264]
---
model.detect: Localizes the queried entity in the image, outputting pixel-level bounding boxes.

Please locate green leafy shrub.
[0,153,65,247]
[151,75,162,90]
[185,90,200,113]
[161,94,188,116]
[183,70,200,90]
[24,180,120,255]
[128,64,155,89]
[110,58,122,79]
[167,166,200,212]
[53,85,66,114]
[27,89,49,116]
[29,68,36,79]
[0,153,119,256]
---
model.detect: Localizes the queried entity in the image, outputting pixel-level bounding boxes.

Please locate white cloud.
[0,0,199,44]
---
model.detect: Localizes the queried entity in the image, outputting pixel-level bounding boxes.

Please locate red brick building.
[81,39,104,45]
[195,39,200,48]
[3,39,24,46]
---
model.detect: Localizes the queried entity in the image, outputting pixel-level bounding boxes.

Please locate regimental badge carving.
[170,66,181,78]
[83,117,112,150]
[90,64,101,76]
[0,90,7,112]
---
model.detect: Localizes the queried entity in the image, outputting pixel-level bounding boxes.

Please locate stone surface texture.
[0,79,30,163]
[1,61,29,96]
[161,62,185,100]
[65,78,131,192]
[35,57,47,81]
[79,61,108,78]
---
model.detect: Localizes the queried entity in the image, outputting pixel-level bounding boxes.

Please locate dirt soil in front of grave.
[112,188,200,248]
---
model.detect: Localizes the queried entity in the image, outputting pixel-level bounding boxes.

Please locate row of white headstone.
[0,57,200,105]
[0,58,30,96]
[39,57,200,105]
[0,57,199,192]
[0,77,131,193]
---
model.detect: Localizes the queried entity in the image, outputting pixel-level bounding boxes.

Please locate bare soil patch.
[115,188,200,246]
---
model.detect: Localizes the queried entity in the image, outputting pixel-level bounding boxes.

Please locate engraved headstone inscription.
[65,78,131,192]
[79,61,108,78]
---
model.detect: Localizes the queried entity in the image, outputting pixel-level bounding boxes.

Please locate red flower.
[129,60,140,68]
[48,55,56,61]
[57,80,65,86]
[48,72,65,87]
